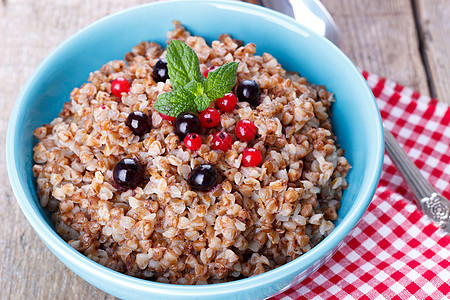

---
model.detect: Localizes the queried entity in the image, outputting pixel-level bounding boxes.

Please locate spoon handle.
[384,128,450,233]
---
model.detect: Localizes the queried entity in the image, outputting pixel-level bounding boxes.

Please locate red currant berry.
[184,133,202,151]
[235,119,257,142]
[211,131,233,152]
[216,93,237,113]
[199,108,220,128]
[202,65,217,78]
[159,112,176,122]
[242,148,262,167]
[111,77,130,99]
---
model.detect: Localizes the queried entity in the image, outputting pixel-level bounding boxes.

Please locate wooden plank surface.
[321,0,430,97]
[0,0,448,299]
[414,0,450,102]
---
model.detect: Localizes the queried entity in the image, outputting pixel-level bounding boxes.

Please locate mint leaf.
[203,62,239,100]
[154,87,197,117]
[194,94,211,112]
[182,81,211,112]
[184,81,204,97]
[166,40,203,89]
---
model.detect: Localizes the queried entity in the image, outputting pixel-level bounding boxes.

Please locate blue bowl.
[6,0,384,299]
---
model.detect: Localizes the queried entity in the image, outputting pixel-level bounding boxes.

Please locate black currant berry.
[188,164,218,192]
[113,158,144,190]
[174,112,201,140]
[236,80,261,106]
[153,58,169,83]
[126,111,151,136]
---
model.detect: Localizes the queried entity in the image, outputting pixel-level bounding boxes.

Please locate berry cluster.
[170,73,263,191]
[173,104,261,167]
[112,62,264,192]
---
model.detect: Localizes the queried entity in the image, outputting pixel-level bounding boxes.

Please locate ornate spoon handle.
[384,128,450,234]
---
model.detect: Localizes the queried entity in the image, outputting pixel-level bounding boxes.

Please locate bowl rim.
[6,0,384,297]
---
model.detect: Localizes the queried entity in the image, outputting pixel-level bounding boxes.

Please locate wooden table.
[0,1,448,299]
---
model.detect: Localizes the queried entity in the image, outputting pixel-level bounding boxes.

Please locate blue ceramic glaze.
[6,0,384,299]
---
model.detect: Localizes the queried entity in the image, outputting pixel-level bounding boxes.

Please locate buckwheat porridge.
[32,21,350,284]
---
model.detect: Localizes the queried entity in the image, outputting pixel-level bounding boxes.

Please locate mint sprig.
[154,40,239,117]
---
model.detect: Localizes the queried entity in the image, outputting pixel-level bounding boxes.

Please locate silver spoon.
[249,0,339,46]
[246,0,450,233]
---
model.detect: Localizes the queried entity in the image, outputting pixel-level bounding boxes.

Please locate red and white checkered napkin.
[272,72,450,300]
